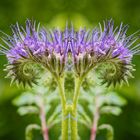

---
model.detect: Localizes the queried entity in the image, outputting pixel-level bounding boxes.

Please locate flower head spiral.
[0,19,139,87]
[0,20,68,86]
[69,20,140,86]
[94,20,139,86]
[0,20,42,86]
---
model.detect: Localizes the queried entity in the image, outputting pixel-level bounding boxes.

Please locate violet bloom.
[0,20,68,86]
[94,20,139,86]
[1,20,68,65]
[69,20,140,86]
[0,19,139,86]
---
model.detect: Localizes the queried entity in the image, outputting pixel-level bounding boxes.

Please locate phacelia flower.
[68,20,139,86]
[0,20,69,86]
[0,19,139,87]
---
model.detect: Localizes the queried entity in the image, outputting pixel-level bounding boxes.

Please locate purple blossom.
[0,19,139,73]
[0,20,69,65]
[69,20,140,65]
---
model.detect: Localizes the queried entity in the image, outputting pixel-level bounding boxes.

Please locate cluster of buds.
[0,19,139,86]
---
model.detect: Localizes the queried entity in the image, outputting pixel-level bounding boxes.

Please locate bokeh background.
[0,0,140,140]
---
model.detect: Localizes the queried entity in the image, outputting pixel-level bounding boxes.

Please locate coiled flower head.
[0,19,139,87]
[0,20,69,86]
[68,20,139,86]
[93,20,139,86]
[0,20,43,86]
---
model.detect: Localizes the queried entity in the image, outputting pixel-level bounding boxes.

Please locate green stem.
[90,97,100,140]
[70,109,78,140]
[73,77,83,108]
[39,101,49,140]
[72,66,95,109]
[36,93,50,140]
[71,77,83,140]
[57,77,69,140]
[56,66,95,140]
[61,109,69,140]
[57,77,66,109]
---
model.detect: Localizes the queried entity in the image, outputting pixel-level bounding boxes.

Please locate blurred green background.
[0,0,140,140]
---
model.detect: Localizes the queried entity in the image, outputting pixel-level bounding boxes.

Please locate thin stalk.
[56,77,66,109]
[70,109,78,140]
[71,66,96,140]
[57,77,69,140]
[73,77,83,109]
[39,99,49,140]
[72,65,95,109]
[90,97,100,140]
[71,77,83,140]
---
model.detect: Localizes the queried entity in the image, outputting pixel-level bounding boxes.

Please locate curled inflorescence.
[0,19,140,86]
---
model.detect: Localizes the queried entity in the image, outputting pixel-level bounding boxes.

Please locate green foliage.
[13,86,60,117]
[25,124,41,140]
[17,106,39,116]
[13,92,36,106]
[98,124,114,140]
[79,83,127,139]
[12,84,61,139]
[100,106,122,116]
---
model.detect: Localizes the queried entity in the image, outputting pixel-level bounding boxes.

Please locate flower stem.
[71,77,83,140]
[70,109,78,140]
[57,77,68,140]
[39,99,49,140]
[90,97,100,140]
[73,77,83,109]
[62,110,69,140]
[57,77,66,109]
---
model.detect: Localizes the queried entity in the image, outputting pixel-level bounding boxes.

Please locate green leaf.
[25,124,41,140]
[45,105,51,114]
[78,118,92,129]
[88,104,95,114]
[100,106,122,116]
[17,106,39,116]
[79,89,94,104]
[98,124,114,140]
[44,90,59,104]
[13,92,35,106]
[78,105,92,125]
[47,105,61,126]
[105,92,127,106]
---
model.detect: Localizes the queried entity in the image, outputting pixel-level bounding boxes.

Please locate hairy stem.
[57,77,68,140]
[73,77,83,109]
[57,77,66,109]
[90,97,100,140]
[62,110,69,140]
[70,109,78,140]
[39,99,49,140]
[71,77,83,140]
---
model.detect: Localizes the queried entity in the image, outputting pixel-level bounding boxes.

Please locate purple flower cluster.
[1,20,139,64]
[70,21,139,63]
[0,20,67,64]
[0,19,139,85]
